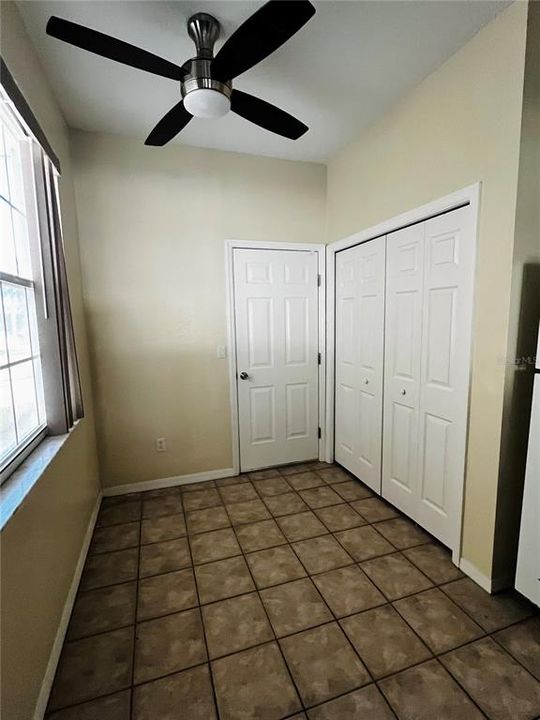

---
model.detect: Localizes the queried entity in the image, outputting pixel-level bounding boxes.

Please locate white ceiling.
[17,0,508,163]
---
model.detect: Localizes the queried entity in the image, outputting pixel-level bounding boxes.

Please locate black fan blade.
[46,17,186,81]
[212,0,315,81]
[231,89,307,139]
[145,101,193,146]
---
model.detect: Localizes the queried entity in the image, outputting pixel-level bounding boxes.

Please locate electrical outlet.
[155,437,167,452]
[216,344,227,359]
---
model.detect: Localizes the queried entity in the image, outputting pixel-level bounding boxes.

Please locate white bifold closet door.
[335,236,385,493]
[383,206,474,548]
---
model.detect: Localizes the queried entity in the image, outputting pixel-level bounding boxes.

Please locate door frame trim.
[325,183,481,564]
[225,239,326,476]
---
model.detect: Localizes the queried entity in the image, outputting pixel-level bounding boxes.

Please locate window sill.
[0,423,80,531]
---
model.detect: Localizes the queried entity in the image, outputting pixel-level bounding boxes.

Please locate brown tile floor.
[47,462,540,720]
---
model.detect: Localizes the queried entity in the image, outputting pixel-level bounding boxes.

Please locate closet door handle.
[364,379,369,385]
[401,389,406,396]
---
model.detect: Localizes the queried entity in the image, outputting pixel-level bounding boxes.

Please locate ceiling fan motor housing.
[183,13,232,117]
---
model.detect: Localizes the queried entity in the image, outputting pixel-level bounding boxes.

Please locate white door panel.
[286,382,310,439]
[389,402,415,491]
[335,236,385,492]
[416,206,474,546]
[383,223,425,516]
[247,298,273,367]
[234,248,319,471]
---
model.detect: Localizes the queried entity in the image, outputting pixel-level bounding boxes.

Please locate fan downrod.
[187,13,221,59]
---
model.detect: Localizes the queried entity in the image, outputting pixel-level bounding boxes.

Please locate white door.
[415,207,474,547]
[335,237,385,492]
[382,223,425,518]
[233,248,319,471]
[383,206,474,548]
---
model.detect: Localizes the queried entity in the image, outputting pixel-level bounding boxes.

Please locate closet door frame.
[326,183,480,564]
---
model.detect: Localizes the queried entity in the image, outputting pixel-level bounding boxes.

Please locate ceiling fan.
[46,1,316,146]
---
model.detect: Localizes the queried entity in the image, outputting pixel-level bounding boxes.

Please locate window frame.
[0,70,83,486]
[0,98,48,481]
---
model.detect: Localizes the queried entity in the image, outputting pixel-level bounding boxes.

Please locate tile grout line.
[488,629,540,684]
[44,497,142,716]
[304,685,399,719]
[318,472,536,717]
[67,558,536,691]
[433,584,540,687]
[436,577,537,637]
[78,479,449,610]
[273,518,383,707]
[59,594,432,652]
[432,656,491,719]
[55,464,540,718]
[248,472,395,714]
[218,492,310,718]
[60,611,513,719]
[127,493,143,720]
[65,575,514,660]
[67,493,531,636]
[245,470,540,716]
[261,478,404,720]
[327,504,495,718]
[60,564,538,707]
[98,464,375,534]
[45,687,136,717]
[319,495,492,720]
[182,509,222,720]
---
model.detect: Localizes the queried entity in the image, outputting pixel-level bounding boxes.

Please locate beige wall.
[71,132,326,488]
[0,3,100,720]
[494,1,540,581]
[326,1,529,580]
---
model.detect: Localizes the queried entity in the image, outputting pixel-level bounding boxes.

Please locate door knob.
[239,371,249,380]
[364,379,369,385]
[401,389,406,395]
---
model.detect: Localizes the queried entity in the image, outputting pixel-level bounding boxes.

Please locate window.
[0,72,83,485]
[0,101,46,474]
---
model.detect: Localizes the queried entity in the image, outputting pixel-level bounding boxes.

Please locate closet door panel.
[382,223,425,515]
[416,206,474,547]
[335,237,385,492]
[389,403,415,490]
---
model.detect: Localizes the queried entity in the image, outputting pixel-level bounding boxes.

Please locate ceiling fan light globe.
[184,88,230,118]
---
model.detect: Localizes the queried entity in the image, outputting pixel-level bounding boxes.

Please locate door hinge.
[318,352,322,365]
[317,273,321,287]
[318,427,322,439]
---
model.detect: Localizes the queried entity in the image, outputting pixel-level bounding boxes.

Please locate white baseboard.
[459,557,513,594]
[33,492,102,720]
[102,467,236,497]
[459,558,493,592]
